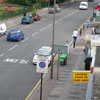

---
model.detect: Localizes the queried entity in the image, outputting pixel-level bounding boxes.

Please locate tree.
[10,0,25,5]
[26,0,45,15]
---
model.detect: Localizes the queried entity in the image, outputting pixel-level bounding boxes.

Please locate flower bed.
[3,7,18,10]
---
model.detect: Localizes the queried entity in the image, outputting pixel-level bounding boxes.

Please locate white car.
[0,23,7,36]
[33,46,52,65]
[79,2,88,10]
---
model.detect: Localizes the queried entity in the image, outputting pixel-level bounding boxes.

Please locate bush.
[10,0,25,5]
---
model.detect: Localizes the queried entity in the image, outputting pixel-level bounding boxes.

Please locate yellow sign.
[72,71,90,83]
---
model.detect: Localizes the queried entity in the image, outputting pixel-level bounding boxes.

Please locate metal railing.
[0,7,33,21]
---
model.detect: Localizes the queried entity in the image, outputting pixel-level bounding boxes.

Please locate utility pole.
[51,0,56,79]
[24,0,27,16]
[48,0,50,13]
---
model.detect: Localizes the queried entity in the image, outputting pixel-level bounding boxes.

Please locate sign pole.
[57,54,59,80]
[40,73,43,100]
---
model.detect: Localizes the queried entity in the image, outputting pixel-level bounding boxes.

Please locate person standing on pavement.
[72,29,78,48]
[92,27,95,35]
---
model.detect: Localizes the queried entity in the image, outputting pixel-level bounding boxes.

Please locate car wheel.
[4,32,6,35]
[18,38,21,42]
[0,33,2,37]
[22,36,24,39]
[7,39,9,41]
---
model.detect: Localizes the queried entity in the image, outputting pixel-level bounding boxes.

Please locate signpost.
[37,56,48,100]
[54,45,68,80]
[54,44,68,54]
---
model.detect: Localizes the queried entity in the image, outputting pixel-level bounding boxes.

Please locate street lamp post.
[93,0,94,19]
[48,0,50,13]
[24,0,27,16]
[51,0,56,79]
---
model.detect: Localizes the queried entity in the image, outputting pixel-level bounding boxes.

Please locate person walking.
[72,29,78,48]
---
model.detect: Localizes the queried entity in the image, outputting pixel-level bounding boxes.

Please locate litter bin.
[93,13,96,18]
[84,57,92,70]
[59,54,67,65]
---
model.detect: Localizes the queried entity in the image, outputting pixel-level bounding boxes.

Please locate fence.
[0,6,33,21]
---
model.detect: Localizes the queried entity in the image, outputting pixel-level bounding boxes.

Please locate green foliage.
[10,0,26,5]
[32,9,36,15]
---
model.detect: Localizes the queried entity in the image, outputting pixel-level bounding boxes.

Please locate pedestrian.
[72,29,78,48]
[79,28,82,36]
[92,27,95,35]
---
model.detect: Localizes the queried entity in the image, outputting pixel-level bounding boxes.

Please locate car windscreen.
[36,50,51,56]
[80,4,87,6]
[8,32,17,34]
[22,18,28,20]
[32,14,36,17]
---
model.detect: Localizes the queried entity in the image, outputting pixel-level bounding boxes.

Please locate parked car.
[79,2,88,10]
[33,46,52,66]
[49,4,61,14]
[7,29,24,41]
[0,23,7,36]
[21,16,33,24]
[31,14,41,21]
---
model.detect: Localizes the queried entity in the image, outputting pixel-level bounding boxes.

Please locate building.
[0,0,9,4]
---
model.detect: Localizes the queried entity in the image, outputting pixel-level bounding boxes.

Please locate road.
[0,2,93,100]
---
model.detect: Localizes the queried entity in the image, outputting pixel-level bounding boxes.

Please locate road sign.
[37,56,48,73]
[54,44,69,54]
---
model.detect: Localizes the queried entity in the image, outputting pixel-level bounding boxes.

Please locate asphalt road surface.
[0,2,93,100]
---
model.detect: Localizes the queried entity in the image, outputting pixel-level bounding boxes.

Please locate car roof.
[9,29,20,33]
[39,46,52,51]
[22,16,30,18]
[80,2,88,4]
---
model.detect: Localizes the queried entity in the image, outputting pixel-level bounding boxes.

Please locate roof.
[9,29,20,32]
[22,16,30,18]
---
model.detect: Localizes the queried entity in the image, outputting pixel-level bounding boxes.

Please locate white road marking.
[8,44,18,51]
[21,37,29,43]
[64,16,68,19]
[59,18,63,21]
[0,53,4,57]
[47,24,52,28]
[40,27,46,31]
[55,21,58,24]
[68,13,72,16]
[3,58,18,63]
[19,60,29,64]
[32,32,38,37]
[3,58,29,64]
[72,11,75,14]
[40,12,47,16]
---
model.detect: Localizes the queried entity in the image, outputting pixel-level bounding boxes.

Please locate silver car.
[49,4,61,14]
[33,46,52,65]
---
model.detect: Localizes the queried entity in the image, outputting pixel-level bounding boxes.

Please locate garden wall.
[0,0,9,4]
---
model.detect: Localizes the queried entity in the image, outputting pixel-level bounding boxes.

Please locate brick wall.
[0,0,9,4]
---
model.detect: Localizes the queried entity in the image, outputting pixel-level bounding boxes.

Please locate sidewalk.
[0,8,48,29]
[28,28,92,100]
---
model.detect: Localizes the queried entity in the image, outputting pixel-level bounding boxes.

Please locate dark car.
[21,16,33,24]
[7,29,24,41]
[31,14,41,21]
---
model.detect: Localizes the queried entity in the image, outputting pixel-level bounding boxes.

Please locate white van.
[0,23,7,36]
[79,2,88,10]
